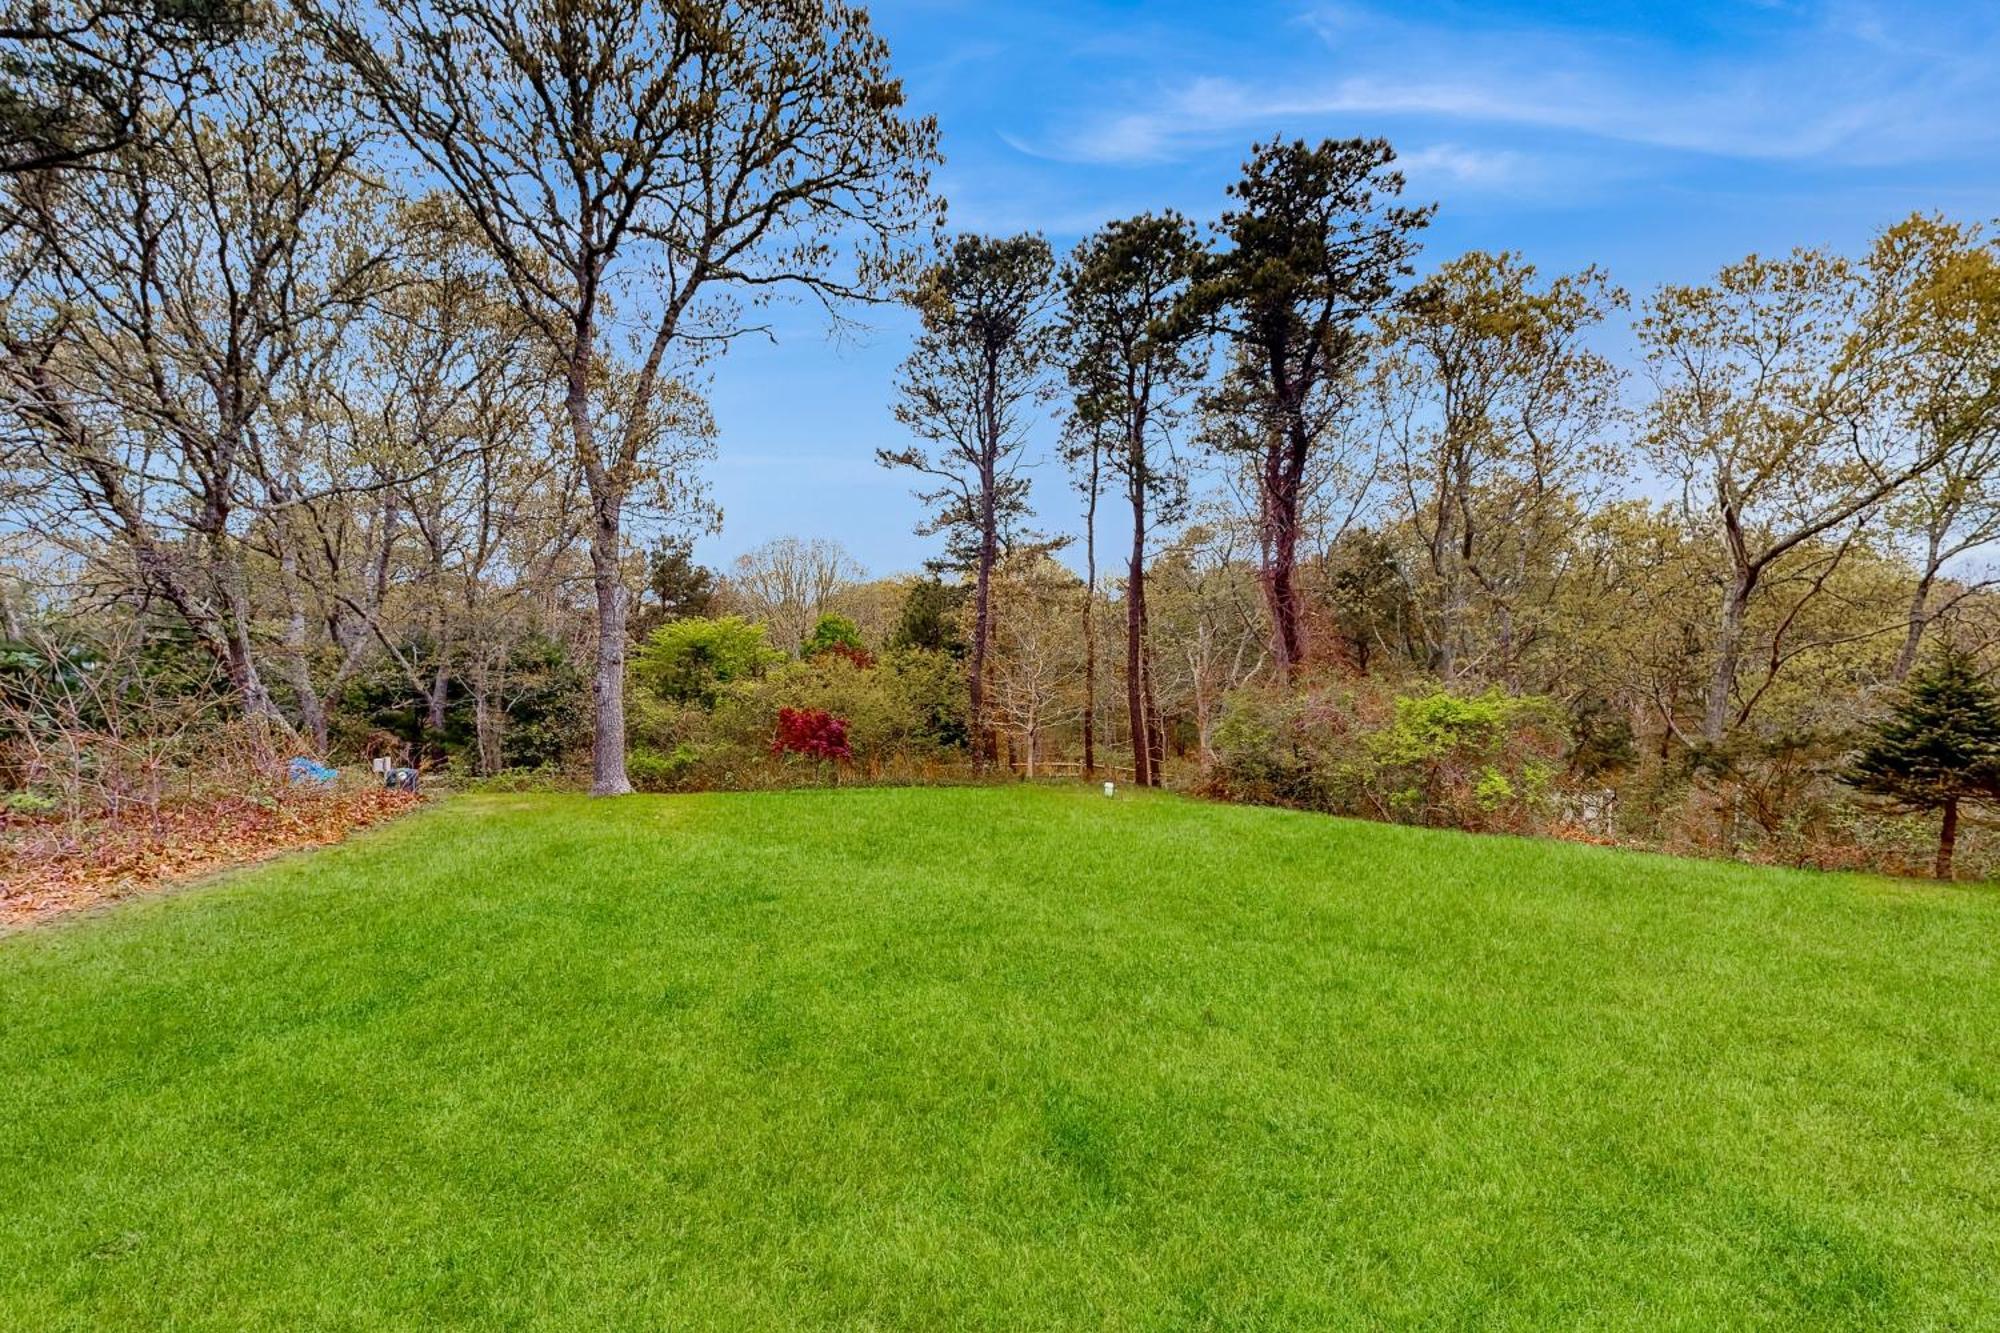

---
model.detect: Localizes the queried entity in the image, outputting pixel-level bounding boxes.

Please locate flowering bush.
[770,707,853,764]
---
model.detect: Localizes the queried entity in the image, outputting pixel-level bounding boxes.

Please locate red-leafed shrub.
[770,707,853,763]
[813,640,877,670]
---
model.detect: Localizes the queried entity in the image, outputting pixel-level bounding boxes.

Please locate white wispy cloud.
[1001,1,2000,174]
[1393,144,1537,189]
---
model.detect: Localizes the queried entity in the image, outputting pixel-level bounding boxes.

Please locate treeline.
[841,135,2000,876]
[0,0,934,802]
[3,2,1998,878]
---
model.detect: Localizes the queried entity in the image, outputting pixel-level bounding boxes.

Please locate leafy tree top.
[1,0,248,176]
[801,614,875,668]
[880,231,1059,571]
[1190,136,1433,440]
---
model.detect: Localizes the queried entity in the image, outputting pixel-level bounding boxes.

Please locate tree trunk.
[1494,600,1517,688]
[1431,458,1461,680]
[425,662,450,741]
[969,522,996,770]
[472,654,503,776]
[1261,425,1309,680]
[1937,797,1959,881]
[1144,629,1166,781]
[280,464,338,749]
[1192,630,1229,770]
[1693,553,1757,853]
[566,327,631,797]
[968,363,1001,772]
[205,521,279,733]
[272,524,330,752]
[1081,448,1099,777]
[222,606,278,732]
[1703,568,1754,745]
[286,653,328,754]
[1127,477,1153,789]
[1893,570,1937,684]
[1266,518,1304,678]
[587,503,632,795]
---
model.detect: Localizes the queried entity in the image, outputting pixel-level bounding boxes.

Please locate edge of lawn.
[2,783,1990,948]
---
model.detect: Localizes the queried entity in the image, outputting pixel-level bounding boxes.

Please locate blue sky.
[694,0,2000,576]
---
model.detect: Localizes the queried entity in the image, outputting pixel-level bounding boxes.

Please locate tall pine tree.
[1844,650,2000,878]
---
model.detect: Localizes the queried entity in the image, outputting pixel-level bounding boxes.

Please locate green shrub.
[1364,687,1565,831]
[5,789,58,815]
[1210,686,1336,809]
[878,648,969,752]
[713,649,965,772]
[888,577,967,656]
[1209,678,1566,833]
[495,638,591,770]
[634,616,782,706]
[627,745,703,793]
[621,645,970,791]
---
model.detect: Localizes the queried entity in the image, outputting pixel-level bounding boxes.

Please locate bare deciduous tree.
[987,554,1086,778]
[311,0,939,792]
[722,536,862,655]
[2,22,390,741]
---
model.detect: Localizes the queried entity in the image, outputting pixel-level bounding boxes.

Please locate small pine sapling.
[1844,649,2000,878]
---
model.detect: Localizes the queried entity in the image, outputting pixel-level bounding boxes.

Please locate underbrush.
[626,645,973,792]
[1198,675,1998,880]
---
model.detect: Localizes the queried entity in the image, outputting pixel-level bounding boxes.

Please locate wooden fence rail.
[1004,759,1138,782]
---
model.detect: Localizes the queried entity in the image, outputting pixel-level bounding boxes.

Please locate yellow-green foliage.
[1211,678,1566,832]
[632,616,783,706]
[1366,688,1565,830]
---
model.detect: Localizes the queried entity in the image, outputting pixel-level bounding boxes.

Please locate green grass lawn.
[2,786,1996,1329]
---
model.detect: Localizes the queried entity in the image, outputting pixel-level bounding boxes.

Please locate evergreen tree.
[1189,137,1431,679]
[880,232,1058,768]
[642,539,717,626]
[1844,650,2000,878]
[1060,212,1207,786]
[889,577,967,657]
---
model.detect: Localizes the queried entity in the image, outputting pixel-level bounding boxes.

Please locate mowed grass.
[1,787,1996,1330]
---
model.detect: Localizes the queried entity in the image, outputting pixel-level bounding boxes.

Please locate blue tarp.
[287,756,338,785]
